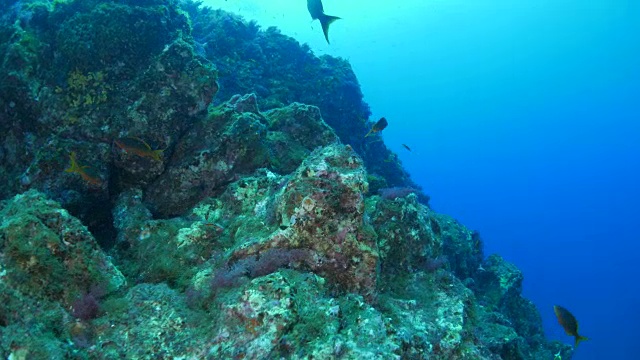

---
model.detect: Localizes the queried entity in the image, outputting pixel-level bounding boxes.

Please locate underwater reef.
[0,0,571,359]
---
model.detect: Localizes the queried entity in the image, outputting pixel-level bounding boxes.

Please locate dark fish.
[307,0,341,44]
[365,117,388,137]
[554,305,589,347]
[402,144,412,152]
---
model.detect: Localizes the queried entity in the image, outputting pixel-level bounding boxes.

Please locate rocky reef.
[0,0,571,359]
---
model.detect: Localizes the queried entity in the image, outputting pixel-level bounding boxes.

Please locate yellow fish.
[65,152,102,186]
[114,137,164,161]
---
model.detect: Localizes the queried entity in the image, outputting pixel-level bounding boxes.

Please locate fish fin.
[319,14,340,44]
[574,335,589,348]
[129,136,152,150]
[140,138,153,150]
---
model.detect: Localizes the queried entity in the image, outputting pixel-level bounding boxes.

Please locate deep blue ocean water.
[363,3,640,359]
[211,1,639,358]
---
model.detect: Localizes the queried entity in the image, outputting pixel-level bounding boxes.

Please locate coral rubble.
[0,0,571,359]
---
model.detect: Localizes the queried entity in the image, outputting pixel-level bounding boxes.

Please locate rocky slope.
[0,0,570,358]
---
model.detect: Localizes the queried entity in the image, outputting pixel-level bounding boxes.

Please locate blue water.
[210,1,640,358]
[359,2,640,359]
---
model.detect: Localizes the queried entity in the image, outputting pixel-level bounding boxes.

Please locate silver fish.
[307,0,341,44]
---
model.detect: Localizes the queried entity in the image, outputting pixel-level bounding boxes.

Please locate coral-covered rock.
[209,272,299,358]
[474,304,572,360]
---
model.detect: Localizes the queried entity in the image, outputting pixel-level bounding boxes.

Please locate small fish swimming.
[365,117,388,137]
[65,152,102,186]
[307,0,341,44]
[203,212,225,232]
[553,305,589,347]
[114,137,164,161]
[402,144,412,152]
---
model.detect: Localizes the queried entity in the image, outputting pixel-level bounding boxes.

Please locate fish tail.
[65,152,79,173]
[574,335,589,348]
[152,149,164,162]
[364,129,373,137]
[319,14,340,44]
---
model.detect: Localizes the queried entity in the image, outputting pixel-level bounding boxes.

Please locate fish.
[114,137,164,161]
[553,305,589,347]
[364,117,388,137]
[378,187,417,200]
[65,152,102,186]
[402,144,412,152]
[307,0,341,44]
[203,212,225,232]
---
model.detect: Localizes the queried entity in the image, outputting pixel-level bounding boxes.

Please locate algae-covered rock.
[474,304,572,360]
[474,309,523,358]
[0,190,127,358]
[113,188,227,288]
[210,143,378,299]
[0,190,125,305]
[264,102,339,174]
[143,93,270,216]
[55,2,190,77]
[184,4,419,193]
[0,1,574,359]
[208,270,399,359]
[144,94,338,217]
[0,0,217,208]
[369,193,444,274]
[0,283,70,360]
[475,254,524,310]
[438,214,485,281]
[90,283,210,359]
[376,267,485,359]
[473,254,572,359]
